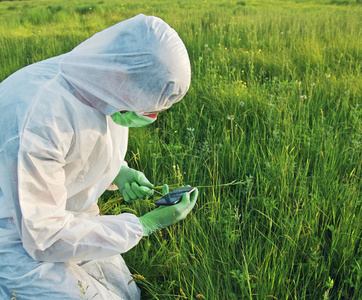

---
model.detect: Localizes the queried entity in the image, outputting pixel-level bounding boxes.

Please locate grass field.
[1,0,361,299]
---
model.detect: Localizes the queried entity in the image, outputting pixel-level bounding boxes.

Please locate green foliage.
[1,0,361,299]
[75,4,98,15]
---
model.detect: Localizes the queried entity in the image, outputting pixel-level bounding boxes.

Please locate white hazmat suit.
[0,14,191,299]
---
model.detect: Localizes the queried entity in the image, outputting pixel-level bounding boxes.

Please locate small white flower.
[300,95,307,100]
[326,74,331,78]
[239,101,245,107]
[187,127,195,132]
[227,115,234,120]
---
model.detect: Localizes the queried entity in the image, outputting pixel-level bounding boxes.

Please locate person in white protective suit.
[0,14,198,299]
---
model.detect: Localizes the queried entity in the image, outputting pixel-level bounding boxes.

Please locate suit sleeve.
[18,119,143,263]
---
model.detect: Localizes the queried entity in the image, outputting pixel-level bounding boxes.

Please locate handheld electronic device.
[155,187,195,207]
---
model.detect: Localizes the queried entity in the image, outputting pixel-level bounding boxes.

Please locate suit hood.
[60,14,191,115]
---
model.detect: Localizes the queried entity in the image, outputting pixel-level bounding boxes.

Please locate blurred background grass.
[1,0,361,299]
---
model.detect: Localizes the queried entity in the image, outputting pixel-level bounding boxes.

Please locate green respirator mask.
[111,111,157,127]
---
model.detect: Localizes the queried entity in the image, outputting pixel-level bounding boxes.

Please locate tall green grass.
[1,0,361,299]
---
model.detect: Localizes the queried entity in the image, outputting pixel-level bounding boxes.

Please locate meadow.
[0,0,361,299]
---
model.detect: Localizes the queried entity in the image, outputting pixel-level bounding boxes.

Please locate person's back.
[0,57,60,223]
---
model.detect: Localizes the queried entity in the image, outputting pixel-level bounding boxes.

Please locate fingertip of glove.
[162,184,169,195]
[190,188,199,202]
[141,181,153,189]
[123,193,130,203]
[181,191,191,202]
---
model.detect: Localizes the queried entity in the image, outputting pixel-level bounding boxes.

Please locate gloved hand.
[138,184,198,236]
[113,166,154,203]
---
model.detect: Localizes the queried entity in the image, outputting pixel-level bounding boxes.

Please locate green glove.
[113,166,154,203]
[138,184,199,236]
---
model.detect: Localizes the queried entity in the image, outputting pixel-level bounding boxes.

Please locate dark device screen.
[155,187,195,207]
